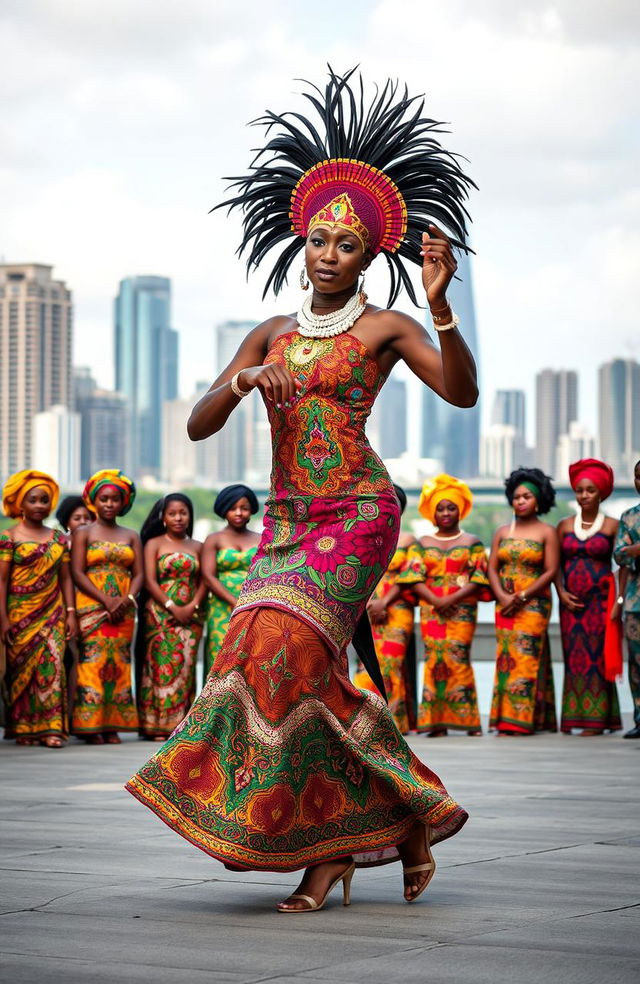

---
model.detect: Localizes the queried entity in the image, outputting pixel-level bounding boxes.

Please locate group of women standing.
[360,460,625,739]
[0,468,261,748]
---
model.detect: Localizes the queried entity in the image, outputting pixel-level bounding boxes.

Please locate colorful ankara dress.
[72,541,138,736]
[399,540,488,733]
[204,545,258,679]
[559,531,622,732]
[0,530,68,742]
[138,551,204,739]
[353,542,416,734]
[490,537,557,734]
[127,331,468,871]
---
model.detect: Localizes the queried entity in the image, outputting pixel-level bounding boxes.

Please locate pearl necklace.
[296,290,367,338]
[573,511,605,541]
[432,530,464,542]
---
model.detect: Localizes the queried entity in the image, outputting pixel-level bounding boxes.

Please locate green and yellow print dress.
[204,545,258,679]
[127,330,468,871]
[138,551,204,739]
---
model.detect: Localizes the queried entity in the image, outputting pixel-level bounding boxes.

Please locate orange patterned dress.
[127,331,467,871]
[353,543,416,734]
[399,540,488,732]
[72,540,138,735]
[0,530,69,741]
[490,537,557,734]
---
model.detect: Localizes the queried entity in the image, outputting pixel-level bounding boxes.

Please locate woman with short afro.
[488,467,560,735]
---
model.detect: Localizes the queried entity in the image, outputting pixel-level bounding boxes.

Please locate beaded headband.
[290,161,408,255]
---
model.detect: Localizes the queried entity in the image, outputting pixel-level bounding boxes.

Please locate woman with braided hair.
[128,68,477,911]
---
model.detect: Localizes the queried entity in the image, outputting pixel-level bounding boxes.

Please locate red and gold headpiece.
[215,68,474,306]
[290,160,408,255]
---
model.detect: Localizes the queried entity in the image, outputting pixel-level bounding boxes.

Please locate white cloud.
[0,0,638,438]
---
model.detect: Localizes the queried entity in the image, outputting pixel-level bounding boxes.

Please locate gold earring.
[359,272,367,303]
[299,266,309,291]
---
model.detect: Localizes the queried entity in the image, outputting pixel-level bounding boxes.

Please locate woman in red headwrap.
[0,470,77,747]
[127,69,478,911]
[555,459,623,735]
[71,470,143,743]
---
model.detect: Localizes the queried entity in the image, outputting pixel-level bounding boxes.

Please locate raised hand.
[420,224,457,308]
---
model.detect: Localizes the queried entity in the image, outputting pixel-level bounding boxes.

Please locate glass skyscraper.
[421,251,480,477]
[114,276,178,477]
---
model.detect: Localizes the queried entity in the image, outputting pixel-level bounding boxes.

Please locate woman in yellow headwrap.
[71,470,143,743]
[397,474,489,736]
[0,471,77,746]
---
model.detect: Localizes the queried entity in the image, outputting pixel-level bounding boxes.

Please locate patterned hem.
[72,725,139,734]
[417,723,482,733]
[125,777,467,872]
[233,596,344,656]
[490,717,558,734]
[560,718,622,732]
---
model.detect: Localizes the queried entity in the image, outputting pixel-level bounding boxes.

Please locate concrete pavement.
[1,724,639,984]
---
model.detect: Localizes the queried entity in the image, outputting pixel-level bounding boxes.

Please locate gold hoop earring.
[299,266,309,291]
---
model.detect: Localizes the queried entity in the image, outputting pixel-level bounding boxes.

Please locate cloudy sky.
[1,0,638,440]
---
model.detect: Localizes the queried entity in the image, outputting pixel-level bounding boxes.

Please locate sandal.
[103,733,121,744]
[277,861,355,913]
[40,736,65,748]
[84,734,105,745]
[16,737,37,746]
[400,825,437,903]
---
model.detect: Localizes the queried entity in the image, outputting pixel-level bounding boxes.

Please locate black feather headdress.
[213,66,475,307]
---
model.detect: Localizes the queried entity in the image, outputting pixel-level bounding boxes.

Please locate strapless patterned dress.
[127,330,468,871]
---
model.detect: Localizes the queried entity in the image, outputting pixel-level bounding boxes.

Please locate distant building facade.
[368,374,408,460]
[492,389,526,440]
[598,358,640,477]
[535,368,578,476]
[421,252,480,477]
[556,421,597,479]
[32,404,81,488]
[114,276,178,477]
[480,424,524,479]
[0,263,72,477]
[74,367,128,479]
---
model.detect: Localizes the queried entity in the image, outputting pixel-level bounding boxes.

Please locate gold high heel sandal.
[402,826,436,903]
[277,861,356,913]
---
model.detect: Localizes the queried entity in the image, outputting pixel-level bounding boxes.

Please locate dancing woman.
[489,468,559,735]
[71,470,142,744]
[127,68,477,911]
[201,485,261,681]
[0,471,77,747]
[556,459,622,735]
[137,494,206,740]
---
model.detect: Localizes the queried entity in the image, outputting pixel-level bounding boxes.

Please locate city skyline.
[1,3,637,447]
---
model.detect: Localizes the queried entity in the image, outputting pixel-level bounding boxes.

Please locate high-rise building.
[598,358,640,476]
[368,374,407,460]
[421,252,480,477]
[32,405,81,488]
[480,424,525,479]
[556,422,597,479]
[0,263,72,477]
[492,390,526,440]
[114,276,178,477]
[535,368,578,476]
[212,320,268,484]
[74,367,128,479]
